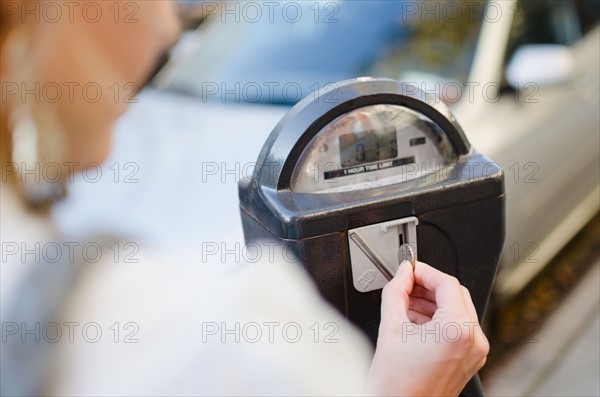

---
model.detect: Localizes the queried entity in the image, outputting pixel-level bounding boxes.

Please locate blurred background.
[51,1,599,395]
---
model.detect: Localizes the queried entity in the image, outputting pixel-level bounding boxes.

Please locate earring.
[4,26,67,209]
[9,104,67,209]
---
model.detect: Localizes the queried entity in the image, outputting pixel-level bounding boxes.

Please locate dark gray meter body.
[239,78,504,396]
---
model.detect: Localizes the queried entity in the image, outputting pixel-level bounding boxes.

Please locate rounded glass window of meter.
[290,104,458,193]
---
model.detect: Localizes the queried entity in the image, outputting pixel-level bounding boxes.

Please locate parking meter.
[239,78,504,396]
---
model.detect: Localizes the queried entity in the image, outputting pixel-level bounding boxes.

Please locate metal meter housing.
[238,78,504,395]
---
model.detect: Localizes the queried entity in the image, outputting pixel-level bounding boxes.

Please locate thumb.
[380,260,415,322]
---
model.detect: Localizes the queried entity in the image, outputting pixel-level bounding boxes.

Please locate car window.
[505,0,582,64]
[158,0,486,105]
[576,0,600,35]
[368,1,484,88]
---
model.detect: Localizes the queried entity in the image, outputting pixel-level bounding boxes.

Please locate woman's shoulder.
[47,242,373,395]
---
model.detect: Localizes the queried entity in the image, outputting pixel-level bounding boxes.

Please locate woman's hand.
[367,260,489,396]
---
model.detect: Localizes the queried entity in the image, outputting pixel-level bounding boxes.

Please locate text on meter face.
[290,104,458,193]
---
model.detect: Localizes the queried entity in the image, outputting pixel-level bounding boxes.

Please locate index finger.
[413,261,467,313]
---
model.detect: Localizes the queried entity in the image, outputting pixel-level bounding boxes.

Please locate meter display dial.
[290,104,458,193]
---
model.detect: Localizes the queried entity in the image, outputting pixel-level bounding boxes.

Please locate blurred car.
[152,0,600,301]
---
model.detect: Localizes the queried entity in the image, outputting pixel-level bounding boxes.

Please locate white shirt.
[1,186,373,396]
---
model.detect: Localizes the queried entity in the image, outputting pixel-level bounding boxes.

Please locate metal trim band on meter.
[250,78,471,192]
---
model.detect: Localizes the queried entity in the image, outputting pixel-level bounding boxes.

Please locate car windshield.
[157,0,486,105]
